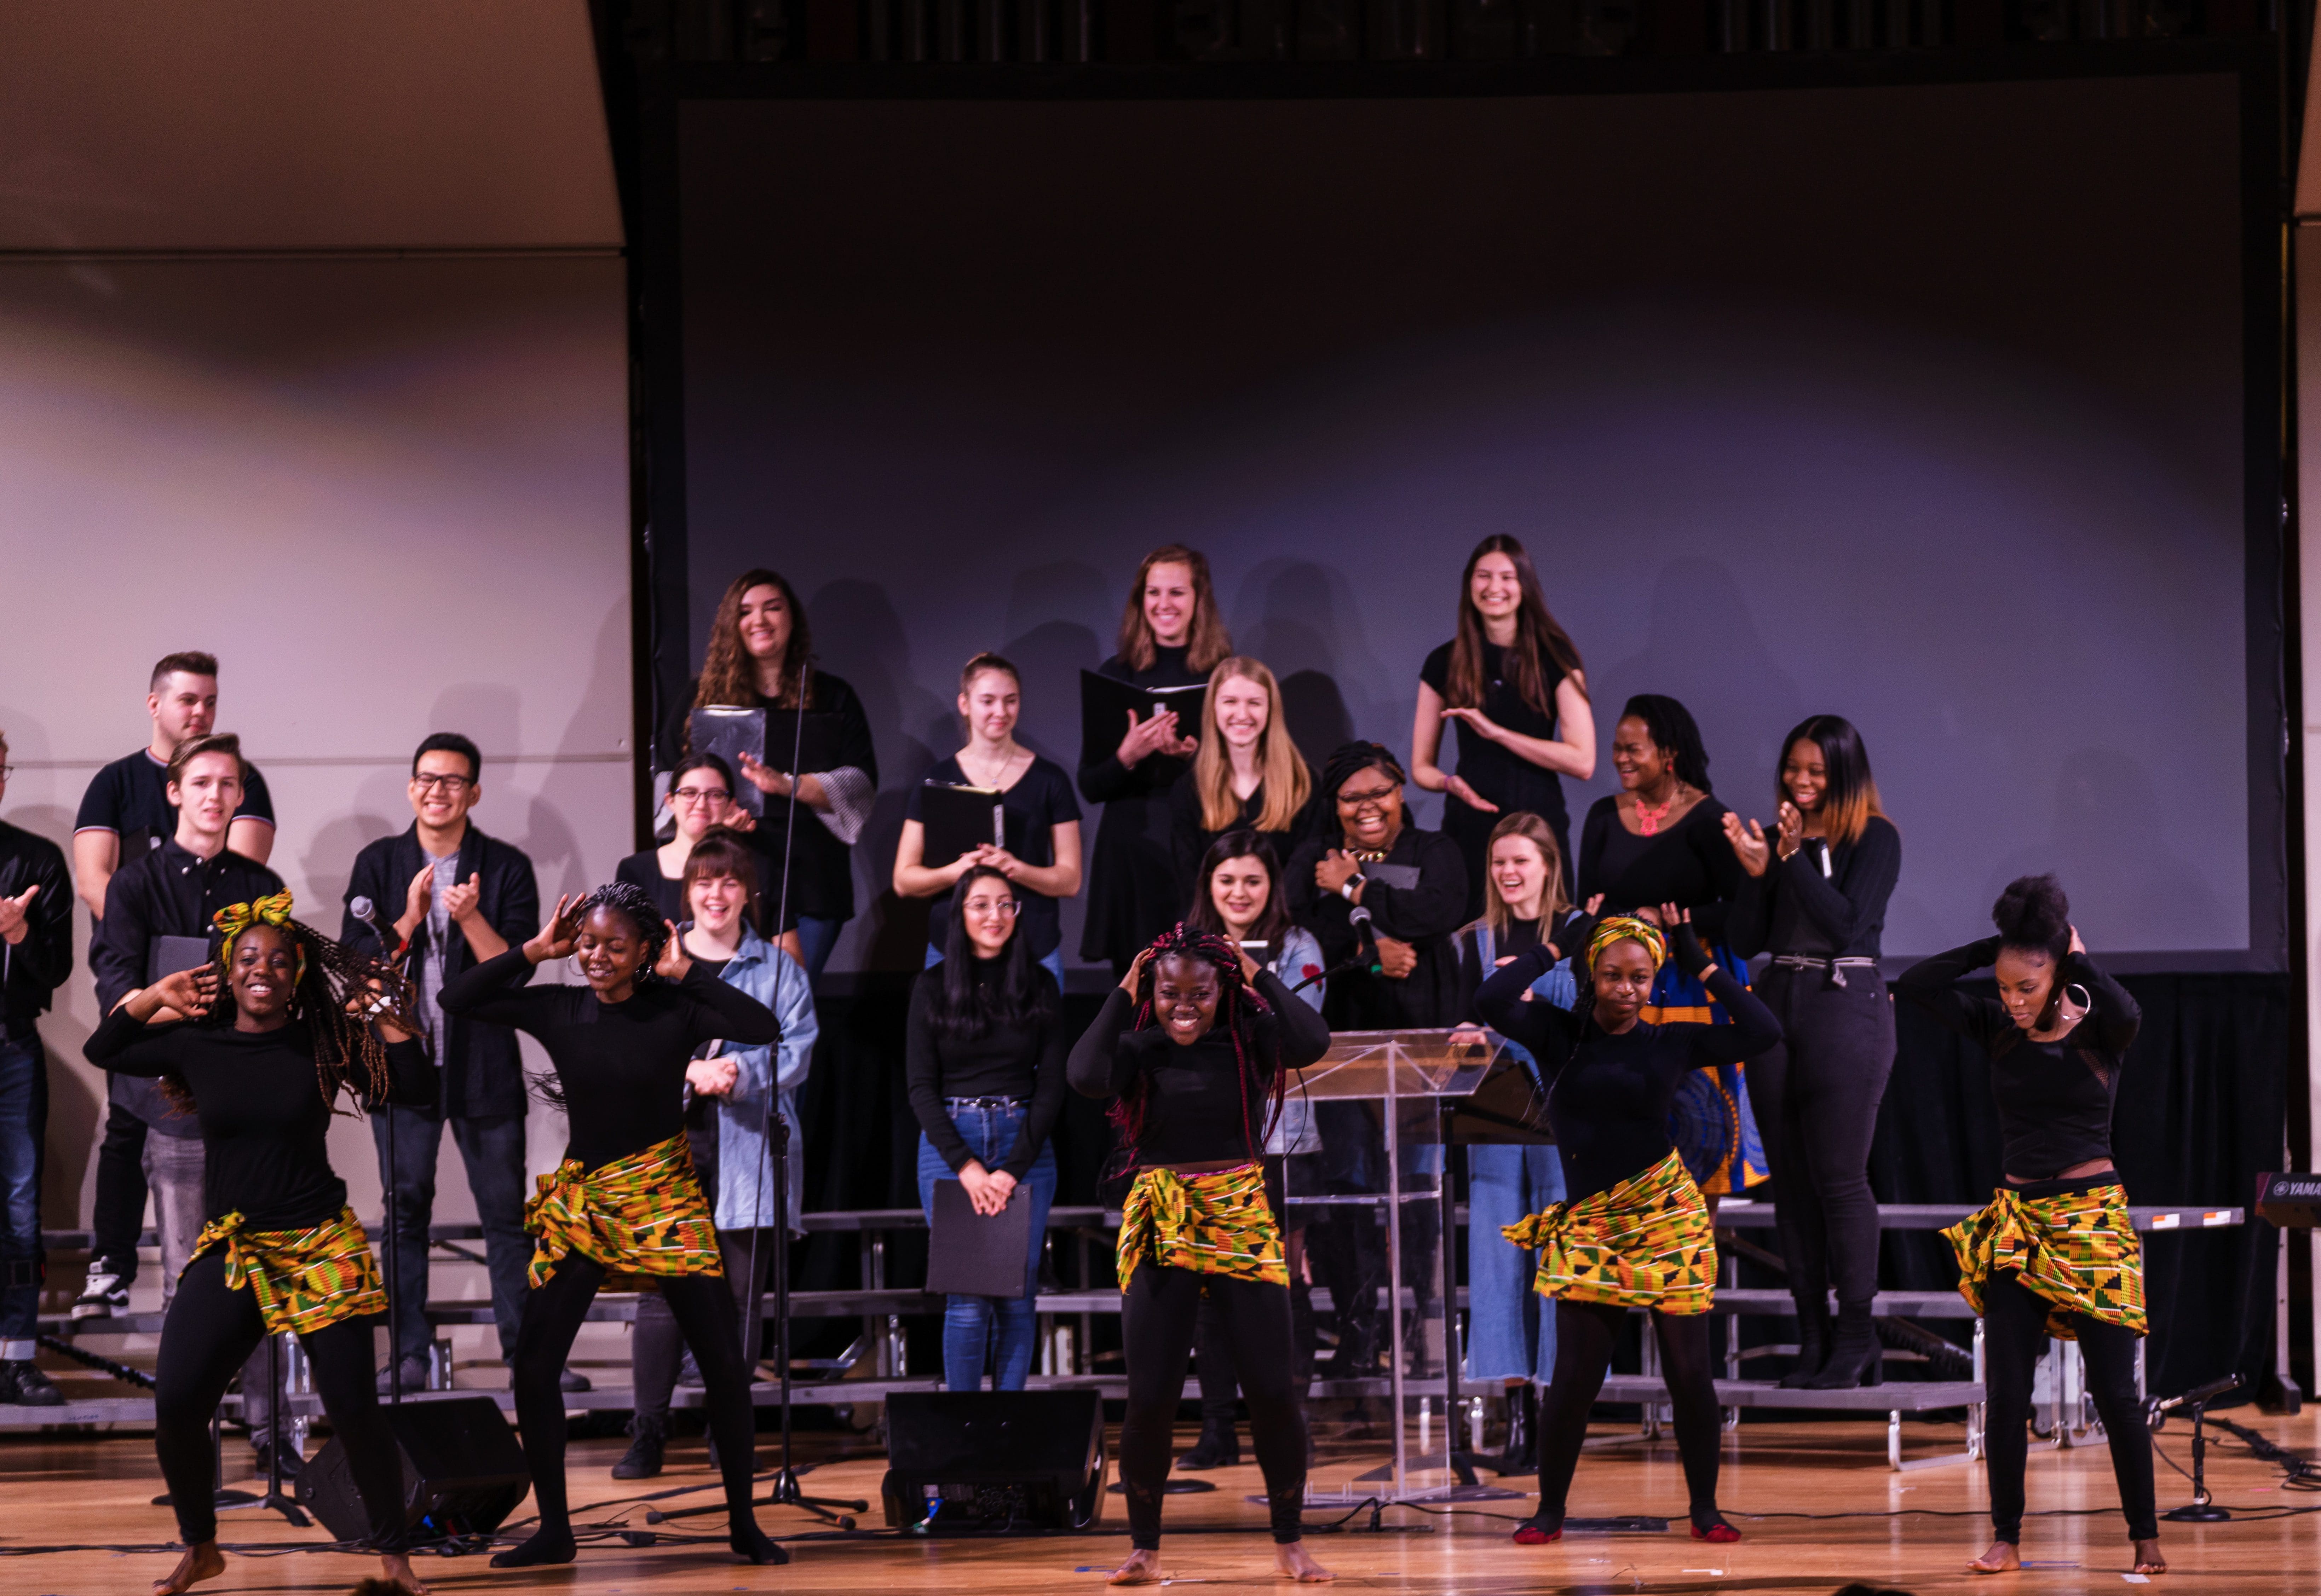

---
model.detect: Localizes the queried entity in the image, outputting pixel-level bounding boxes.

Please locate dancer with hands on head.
[82,894,434,1596]
[1068,924,1334,1585]
[1896,876,2160,1578]
[438,881,786,1568]
[1474,905,1780,1547]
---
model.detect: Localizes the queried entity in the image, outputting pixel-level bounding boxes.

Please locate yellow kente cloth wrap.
[1942,1182,2147,1340]
[524,1132,723,1289]
[1501,1149,1717,1314]
[1116,1163,1287,1291]
[188,1205,387,1336]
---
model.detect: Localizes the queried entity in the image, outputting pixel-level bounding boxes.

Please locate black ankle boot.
[1492,1387,1536,1475]
[1803,1302,1882,1389]
[612,1412,667,1479]
[1778,1301,1832,1389]
[1175,1406,1240,1469]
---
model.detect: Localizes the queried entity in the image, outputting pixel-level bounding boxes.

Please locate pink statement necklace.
[1634,787,1681,836]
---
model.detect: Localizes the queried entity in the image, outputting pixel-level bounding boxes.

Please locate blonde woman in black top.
[1169,655,1317,902]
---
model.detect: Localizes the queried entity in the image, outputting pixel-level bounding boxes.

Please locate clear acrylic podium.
[1281,1028,1500,1499]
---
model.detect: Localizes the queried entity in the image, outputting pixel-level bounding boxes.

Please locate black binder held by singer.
[1078,670,1208,760]
[924,1179,1034,1297]
[918,780,1005,870]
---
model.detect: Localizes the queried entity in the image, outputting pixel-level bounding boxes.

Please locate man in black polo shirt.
[341,733,560,1392]
[69,652,276,1320]
[0,730,71,1405]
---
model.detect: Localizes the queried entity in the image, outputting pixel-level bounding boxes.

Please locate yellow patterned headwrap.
[1587,914,1666,973]
[212,892,304,985]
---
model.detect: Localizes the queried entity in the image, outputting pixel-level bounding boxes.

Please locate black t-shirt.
[1419,641,1567,831]
[906,753,1081,960]
[83,1012,434,1228]
[76,749,277,861]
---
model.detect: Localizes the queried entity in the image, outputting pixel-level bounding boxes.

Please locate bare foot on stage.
[153,1542,225,1594]
[1275,1542,1334,1582]
[376,1553,432,1594]
[1107,1549,1165,1584]
[1968,1539,2020,1574]
[2133,1537,2167,1575]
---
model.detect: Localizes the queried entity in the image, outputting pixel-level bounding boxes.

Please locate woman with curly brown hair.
[83,894,435,1596]
[1068,923,1332,1584]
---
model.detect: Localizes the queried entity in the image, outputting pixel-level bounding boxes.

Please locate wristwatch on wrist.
[1340,876,1364,903]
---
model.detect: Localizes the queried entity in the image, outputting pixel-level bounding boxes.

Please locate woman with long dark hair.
[662,568,878,979]
[617,751,757,929]
[1169,655,1316,904]
[1412,536,1595,918]
[906,863,1066,1392]
[1079,545,1233,977]
[1068,923,1334,1584]
[1171,830,1327,1469]
[438,883,785,1567]
[83,894,434,1596]
[1476,908,1779,1547]
[1897,877,2160,1578]
[1576,695,1765,1201]
[1723,715,1902,1389]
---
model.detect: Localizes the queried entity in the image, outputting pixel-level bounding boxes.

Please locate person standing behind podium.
[1168,656,1317,907]
[660,569,877,981]
[1412,538,1594,919]
[1079,545,1231,978]
[69,654,276,1321]
[340,732,543,1396]
[894,653,1083,989]
[0,732,72,1406]
[906,864,1064,1393]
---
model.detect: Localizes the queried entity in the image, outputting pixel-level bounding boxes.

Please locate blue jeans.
[794,915,843,982]
[0,1037,47,1347]
[915,1103,1056,1392]
[370,1107,531,1364]
[925,942,1067,990]
[1465,1143,1565,1384]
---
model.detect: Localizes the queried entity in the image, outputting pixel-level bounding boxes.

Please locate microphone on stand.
[1291,903,1381,995]
[349,895,412,969]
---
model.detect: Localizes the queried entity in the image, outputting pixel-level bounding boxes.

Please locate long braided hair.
[176,893,419,1118]
[1105,923,1284,1180]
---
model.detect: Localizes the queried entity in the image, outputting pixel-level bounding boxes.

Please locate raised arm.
[82,1002,195,1076]
[1067,986,1141,1100]
[2062,943,2139,1055]
[1781,821,1900,950]
[437,944,548,1026]
[676,962,781,1048]
[1473,943,1582,1068]
[1684,967,1783,1065]
[1894,936,2011,1052]
[1253,968,1330,1071]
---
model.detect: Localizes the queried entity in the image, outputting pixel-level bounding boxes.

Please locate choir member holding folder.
[1079,546,1232,978]
[895,653,1083,987]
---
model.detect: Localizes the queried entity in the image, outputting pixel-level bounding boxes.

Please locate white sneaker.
[70,1265,128,1320]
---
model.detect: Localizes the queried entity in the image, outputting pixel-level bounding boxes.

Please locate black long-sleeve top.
[1067,970,1332,1166]
[439,947,781,1170]
[1078,646,1208,965]
[0,819,73,1035]
[1726,817,1901,961]
[84,1010,435,1228]
[905,959,1068,1179]
[1894,937,2140,1181]
[1285,824,1470,1030]
[1576,796,1741,945]
[1475,943,1781,1201]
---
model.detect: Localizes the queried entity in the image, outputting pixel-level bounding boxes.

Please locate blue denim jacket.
[696,923,818,1232]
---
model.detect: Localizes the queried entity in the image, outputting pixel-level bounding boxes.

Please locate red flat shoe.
[1511,1521,1562,1545]
[1690,1520,1741,1544]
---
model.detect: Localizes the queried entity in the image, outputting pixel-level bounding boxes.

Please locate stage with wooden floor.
[3,1407,2315,1596]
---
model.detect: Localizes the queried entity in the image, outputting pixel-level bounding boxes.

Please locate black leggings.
[1983,1270,2157,1542]
[632,1227,770,1420]
[1748,967,1895,1312]
[1121,1264,1307,1549]
[512,1254,762,1540]
[155,1252,405,1549]
[1535,1299,1724,1529]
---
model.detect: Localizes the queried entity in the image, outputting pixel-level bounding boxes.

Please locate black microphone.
[1291,904,1379,995]
[349,895,410,967]
[2150,1375,2238,1415]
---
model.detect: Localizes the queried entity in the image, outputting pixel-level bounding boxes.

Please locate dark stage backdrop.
[677,74,2273,977]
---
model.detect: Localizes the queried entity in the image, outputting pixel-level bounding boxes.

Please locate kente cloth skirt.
[1115,1162,1288,1291]
[1943,1179,2147,1339]
[187,1205,388,1335]
[1502,1149,1717,1315]
[524,1132,724,1289]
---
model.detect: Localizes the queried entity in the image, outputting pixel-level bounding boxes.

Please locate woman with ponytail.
[1474,904,1779,1547]
[438,881,785,1568]
[83,894,435,1596]
[1067,924,1333,1584]
[1897,876,2160,1578]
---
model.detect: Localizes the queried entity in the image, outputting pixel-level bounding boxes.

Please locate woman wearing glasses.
[906,863,1066,1391]
[618,753,793,945]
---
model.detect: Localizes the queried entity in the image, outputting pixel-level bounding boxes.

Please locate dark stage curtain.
[1869,971,2287,1403]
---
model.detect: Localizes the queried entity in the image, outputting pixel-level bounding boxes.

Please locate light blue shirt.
[696,923,818,1233]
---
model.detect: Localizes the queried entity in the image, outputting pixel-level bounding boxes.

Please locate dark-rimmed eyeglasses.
[412,774,474,793]
[1336,785,1398,810]
[673,786,732,805]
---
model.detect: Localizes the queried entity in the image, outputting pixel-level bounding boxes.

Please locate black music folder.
[919,781,1004,869]
[1078,670,1207,760]
[923,1178,1035,1298]
[145,935,213,986]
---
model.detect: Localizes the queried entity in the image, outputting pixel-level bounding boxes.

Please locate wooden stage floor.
[4,1409,2317,1596]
